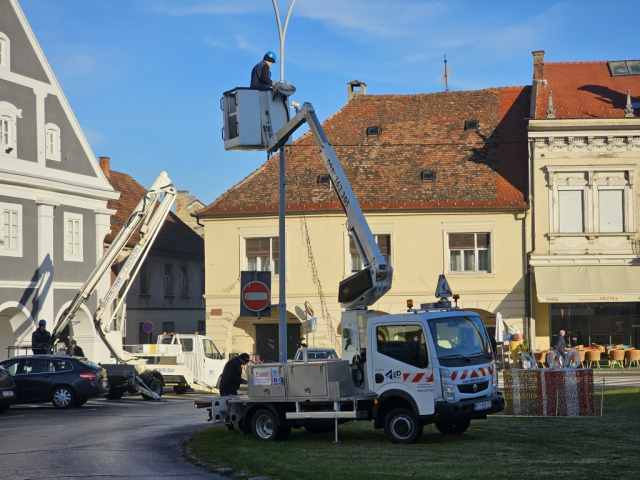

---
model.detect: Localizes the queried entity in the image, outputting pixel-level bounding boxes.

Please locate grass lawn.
[186,387,639,480]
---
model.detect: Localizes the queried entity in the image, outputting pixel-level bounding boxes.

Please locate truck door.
[201,338,225,387]
[370,322,435,415]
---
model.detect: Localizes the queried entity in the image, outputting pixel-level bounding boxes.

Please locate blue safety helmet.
[39,319,47,326]
[264,51,277,63]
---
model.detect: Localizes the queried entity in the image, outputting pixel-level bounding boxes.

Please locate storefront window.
[549,303,639,347]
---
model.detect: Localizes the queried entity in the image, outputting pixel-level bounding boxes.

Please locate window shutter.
[272,237,279,261]
[246,238,270,257]
[599,190,624,232]
[476,233,490,248]
[558,190,584,233]
[449,233,475,249]
[377,235,390,256]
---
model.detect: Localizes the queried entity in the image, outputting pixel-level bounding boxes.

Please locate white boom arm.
[267,102,392,310]
[51,171,177,362]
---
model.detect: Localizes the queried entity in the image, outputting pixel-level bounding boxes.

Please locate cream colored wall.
[528,118,640,347]
[530,119,640,257]
[203,209,527,357]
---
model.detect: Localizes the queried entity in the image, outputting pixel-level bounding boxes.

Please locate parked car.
[293,347,339,361]
[0,365,17,413]
[0,355,109,409]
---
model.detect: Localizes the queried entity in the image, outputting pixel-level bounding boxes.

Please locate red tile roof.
[105,170,203,258]
[200,87,530,217]
[534,61,640,119]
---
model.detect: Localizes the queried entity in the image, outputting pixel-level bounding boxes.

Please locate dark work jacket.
[219,357,244,394]
[32,329,51,351]
[67,346,85,357]
[250,61,272,90]
[554,334,566,353]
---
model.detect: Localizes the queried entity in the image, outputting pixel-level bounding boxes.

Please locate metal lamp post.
[271,0,297,363]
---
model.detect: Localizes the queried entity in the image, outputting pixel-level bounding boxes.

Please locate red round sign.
[242,281,271,312]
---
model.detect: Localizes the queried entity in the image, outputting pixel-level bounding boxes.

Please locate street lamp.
[270,0,297,363]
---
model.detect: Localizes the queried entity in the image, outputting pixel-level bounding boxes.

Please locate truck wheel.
[252,409,285,441]
[384,407,423,444]
[173,386,189,394]
[142,379,163,401]
[51,386,76,409]
[105,388,124,400]
[435,420,470,435]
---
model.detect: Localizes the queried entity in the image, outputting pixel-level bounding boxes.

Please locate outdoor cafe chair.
[534,350,547,368]
[608,349,625,369]
[625,349,640,368]
[585,349,601,369]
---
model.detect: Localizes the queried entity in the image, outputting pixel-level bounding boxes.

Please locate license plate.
[2,391,14,397]
[474,400,491,411]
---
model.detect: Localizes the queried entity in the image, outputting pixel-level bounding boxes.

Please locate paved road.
[0,390,226,480]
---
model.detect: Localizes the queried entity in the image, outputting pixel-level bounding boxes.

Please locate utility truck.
[50,172,223,400]
[194,87,505,444]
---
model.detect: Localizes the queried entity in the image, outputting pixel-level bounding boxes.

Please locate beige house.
[199,84,531,361]
[527,51,640,350]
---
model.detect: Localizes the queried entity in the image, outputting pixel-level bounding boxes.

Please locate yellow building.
[199,84,531,361]
[528,51,640,350]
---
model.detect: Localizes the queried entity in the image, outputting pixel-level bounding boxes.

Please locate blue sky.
[19,0,640,205]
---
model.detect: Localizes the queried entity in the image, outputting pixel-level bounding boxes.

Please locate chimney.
[99,156,110,177]
[176,190,189,216]
[532,50,545,83]
[347,80,367,102]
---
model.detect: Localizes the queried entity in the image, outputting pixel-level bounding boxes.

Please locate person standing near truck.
[250,51,277,90]
[31,320,52,355]
[219,353,250,396]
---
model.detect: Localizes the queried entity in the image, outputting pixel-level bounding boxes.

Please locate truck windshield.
[427,315,492,367]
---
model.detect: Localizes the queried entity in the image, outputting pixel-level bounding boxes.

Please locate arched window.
[45,123,61,161]
[0,101,22,158]
[0,32,10,70]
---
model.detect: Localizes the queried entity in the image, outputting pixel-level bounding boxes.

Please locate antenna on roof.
[440,54,451,92]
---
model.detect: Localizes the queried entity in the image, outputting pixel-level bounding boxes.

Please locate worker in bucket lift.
[250,51,277,90]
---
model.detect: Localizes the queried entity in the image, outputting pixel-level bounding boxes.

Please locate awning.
[535,265,640,303]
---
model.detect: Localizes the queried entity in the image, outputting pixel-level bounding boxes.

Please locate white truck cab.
[341,307,502,441]
[141,334,226,393]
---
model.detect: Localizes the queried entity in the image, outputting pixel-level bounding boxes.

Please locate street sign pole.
[278,147,287,364]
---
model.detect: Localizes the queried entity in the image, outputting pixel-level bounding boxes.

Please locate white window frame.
[446,231,492,274]
[63,212,83,262]
[0,101,22,159]
[45,123,61,161]
[0,202,22,257]
[349,233,392,273]
[0,32,10,70]
[243,236,280,276]
[547,166,634,237]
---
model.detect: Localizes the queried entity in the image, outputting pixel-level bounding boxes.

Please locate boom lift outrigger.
[51,171,177,400]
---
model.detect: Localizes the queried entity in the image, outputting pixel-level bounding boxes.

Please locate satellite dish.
[294,306,307,321]
[304,301,314,317]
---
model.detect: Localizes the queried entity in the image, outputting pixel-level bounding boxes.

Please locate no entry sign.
[242,281,271,312]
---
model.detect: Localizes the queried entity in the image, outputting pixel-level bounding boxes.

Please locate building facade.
[527,51,640,350]
[0,0,118,361]
[200,85,531,361]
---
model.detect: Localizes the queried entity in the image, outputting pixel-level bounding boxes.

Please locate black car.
[0,355,109,409]
[0,365,17,413]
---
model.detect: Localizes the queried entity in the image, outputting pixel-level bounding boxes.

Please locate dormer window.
[366,126,381,137]
[464,119,478,132]
[45,123,61,161]
[0,32,9,70]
